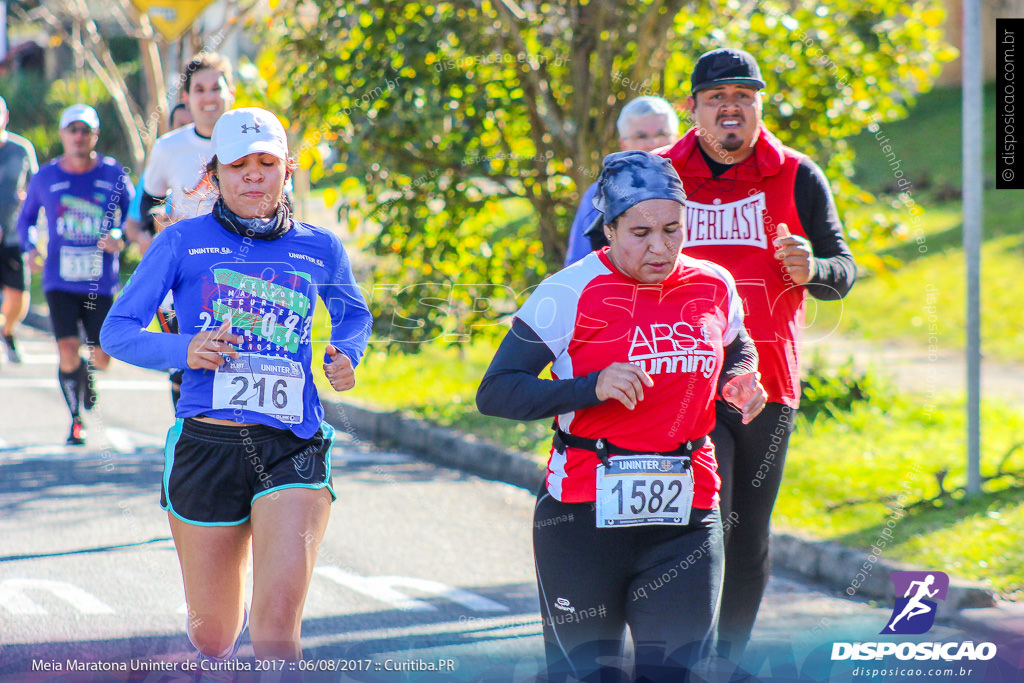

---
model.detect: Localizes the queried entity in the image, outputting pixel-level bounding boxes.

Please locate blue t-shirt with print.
[100,213,373,439]
[17,156,133,295]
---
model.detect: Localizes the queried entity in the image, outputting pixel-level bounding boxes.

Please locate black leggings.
[533,489,723,682]
[711,400,794,659]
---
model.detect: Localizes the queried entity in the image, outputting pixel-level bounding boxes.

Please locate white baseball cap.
[60,104,100,130]
[212,107,288,164]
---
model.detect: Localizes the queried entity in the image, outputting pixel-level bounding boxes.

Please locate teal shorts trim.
[161,418,336,526]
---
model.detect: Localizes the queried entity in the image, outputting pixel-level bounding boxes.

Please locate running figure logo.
[881,571,949,635]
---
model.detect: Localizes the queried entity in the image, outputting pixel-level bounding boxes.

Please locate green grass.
[313,340,554,455]
[811,223,1024,361]
[315,336,1024,598]
[818,83,1024,362]
[776,387,1024,598]
[847,85,969,198]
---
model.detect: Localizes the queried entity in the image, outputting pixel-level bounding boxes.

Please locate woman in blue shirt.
[101,107,372,667]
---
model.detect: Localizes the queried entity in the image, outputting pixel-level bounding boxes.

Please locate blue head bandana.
[592,151,686,223]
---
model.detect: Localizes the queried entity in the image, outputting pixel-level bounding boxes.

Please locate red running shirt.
[662,125,809,408]
[514,249,744,506]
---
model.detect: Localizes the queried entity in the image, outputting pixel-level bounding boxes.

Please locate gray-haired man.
[564,96,680,265]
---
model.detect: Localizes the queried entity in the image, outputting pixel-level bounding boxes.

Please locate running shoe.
[189,607,248,683]
[66,418,86,445]
[2,334,20,364]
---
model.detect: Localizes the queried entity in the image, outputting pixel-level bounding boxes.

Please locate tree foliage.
[12,0,169,168]
[266,0,955,349]
[12,0,274,168]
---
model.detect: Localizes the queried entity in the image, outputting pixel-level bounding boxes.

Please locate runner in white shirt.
[139,52,235,239]
[137,53,236,410]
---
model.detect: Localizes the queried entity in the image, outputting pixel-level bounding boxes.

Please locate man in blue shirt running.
[17,104,133,444]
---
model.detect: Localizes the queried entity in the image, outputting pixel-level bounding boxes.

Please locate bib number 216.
[212,354,304,424]
[228,375,290,410]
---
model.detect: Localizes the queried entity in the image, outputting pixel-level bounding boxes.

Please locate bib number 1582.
[595,456,694,527]
[609,478,686,516]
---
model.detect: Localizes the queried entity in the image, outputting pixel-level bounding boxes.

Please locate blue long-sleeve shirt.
[100,214,373,438]
[564,182,600,267]
[17,156,133,295]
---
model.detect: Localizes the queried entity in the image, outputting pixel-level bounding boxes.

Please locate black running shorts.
[0,243,28,291]
[533,488,723,682]
[45,289,113,344]
[161,418,336,525]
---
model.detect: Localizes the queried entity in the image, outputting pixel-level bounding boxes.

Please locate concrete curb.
[769,530,995,615]
[321,396,1014,637]
[321,398,545,493]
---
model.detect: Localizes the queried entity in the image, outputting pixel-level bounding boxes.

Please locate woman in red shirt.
[478,151,766,681]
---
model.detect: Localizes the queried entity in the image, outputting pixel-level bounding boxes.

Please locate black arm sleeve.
[717,327,758,396]
[793,158,857,301]
[139,191,166,221]
[476,318,603,421]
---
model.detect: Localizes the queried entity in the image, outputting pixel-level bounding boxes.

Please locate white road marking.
[296,614,542,648]
[106,427,167,447]
[95,427,166,453]
[18,353,60,364]
[0,444,162,460]
[100,428,136,454]
[314,566,509,613]
[0,578,116,615]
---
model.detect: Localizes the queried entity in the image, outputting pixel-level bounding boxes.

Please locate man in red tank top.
[660,47,857,663]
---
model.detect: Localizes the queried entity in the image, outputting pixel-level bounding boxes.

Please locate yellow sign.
[129,0,218,42]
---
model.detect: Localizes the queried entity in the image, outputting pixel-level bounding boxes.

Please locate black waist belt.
[552,424,705,468]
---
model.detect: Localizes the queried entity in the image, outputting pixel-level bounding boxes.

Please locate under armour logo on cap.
[212,107,289,164]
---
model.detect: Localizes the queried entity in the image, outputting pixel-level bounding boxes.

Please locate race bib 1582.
[595,455,694,527]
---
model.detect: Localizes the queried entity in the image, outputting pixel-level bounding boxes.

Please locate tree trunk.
[138,34,167,145]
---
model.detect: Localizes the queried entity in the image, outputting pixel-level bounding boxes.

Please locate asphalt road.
[0,326,1011,682]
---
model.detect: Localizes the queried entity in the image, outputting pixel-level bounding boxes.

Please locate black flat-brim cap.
[690,47,766,94]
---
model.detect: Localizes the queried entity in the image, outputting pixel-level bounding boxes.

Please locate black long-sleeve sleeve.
[139,191,165,220]
[476,318,603,421]
[717,327,758,396]
[793,158,857,301]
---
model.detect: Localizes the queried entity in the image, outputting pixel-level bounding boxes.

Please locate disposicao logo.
[831,570,997,663]
[882,570,948,635]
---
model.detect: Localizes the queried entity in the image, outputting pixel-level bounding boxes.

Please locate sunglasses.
[64,124,96,135]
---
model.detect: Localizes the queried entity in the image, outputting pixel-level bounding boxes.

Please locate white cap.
[60,104,100,130]
[212,107,288,164]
